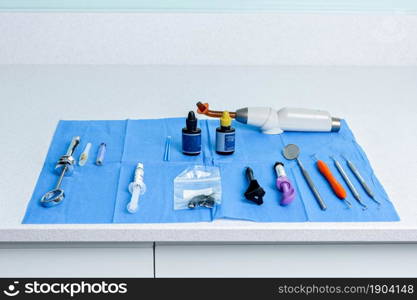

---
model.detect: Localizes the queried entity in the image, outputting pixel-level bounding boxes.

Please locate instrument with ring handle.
[40,136,80,208]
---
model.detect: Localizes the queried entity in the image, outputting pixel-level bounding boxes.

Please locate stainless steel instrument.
[331,156,367,210]
[283,144,327,211]
[343,155,381,206]
[40,136,80,207]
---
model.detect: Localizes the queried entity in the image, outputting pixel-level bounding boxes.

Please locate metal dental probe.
[331,156,367,210]
[40,136,80,207]
[343,155,381,206]
[283,144,327,211]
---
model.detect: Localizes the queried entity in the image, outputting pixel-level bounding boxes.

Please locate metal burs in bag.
[188,194,216,209]
[174,165,222,210]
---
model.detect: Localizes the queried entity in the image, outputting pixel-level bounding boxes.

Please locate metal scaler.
[331,156,367,210]
[274,162,296,206]
[40,136,80,208]
[343,155,381,206]
[244,167,265,205]
[127,163,147,214]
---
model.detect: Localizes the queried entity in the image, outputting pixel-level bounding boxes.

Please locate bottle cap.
[186,111,198,131]
[220,111,232,127]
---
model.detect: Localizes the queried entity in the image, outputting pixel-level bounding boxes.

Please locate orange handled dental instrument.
[316,159,351,208]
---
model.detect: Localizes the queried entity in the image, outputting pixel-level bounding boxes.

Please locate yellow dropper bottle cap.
[220,111,232,127]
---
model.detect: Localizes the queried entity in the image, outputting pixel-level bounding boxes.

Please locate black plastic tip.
[245,167,255,182]
[244,167,265,205]
[244,181,265,205]
[186,111,198,131]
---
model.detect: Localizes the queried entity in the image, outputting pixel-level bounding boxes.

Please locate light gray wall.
[0,12,416,65]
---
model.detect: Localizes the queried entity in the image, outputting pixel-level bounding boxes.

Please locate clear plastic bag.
[174,165,222,210]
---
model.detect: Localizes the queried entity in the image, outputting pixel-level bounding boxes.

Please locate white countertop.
[0,65,416,242]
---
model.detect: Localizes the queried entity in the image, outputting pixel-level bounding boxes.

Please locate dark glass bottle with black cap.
[182,111,202,156]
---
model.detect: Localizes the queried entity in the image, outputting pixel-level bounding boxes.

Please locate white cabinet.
[3,242,417,278]
[155,243,417,278]
[0,243,154,278]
